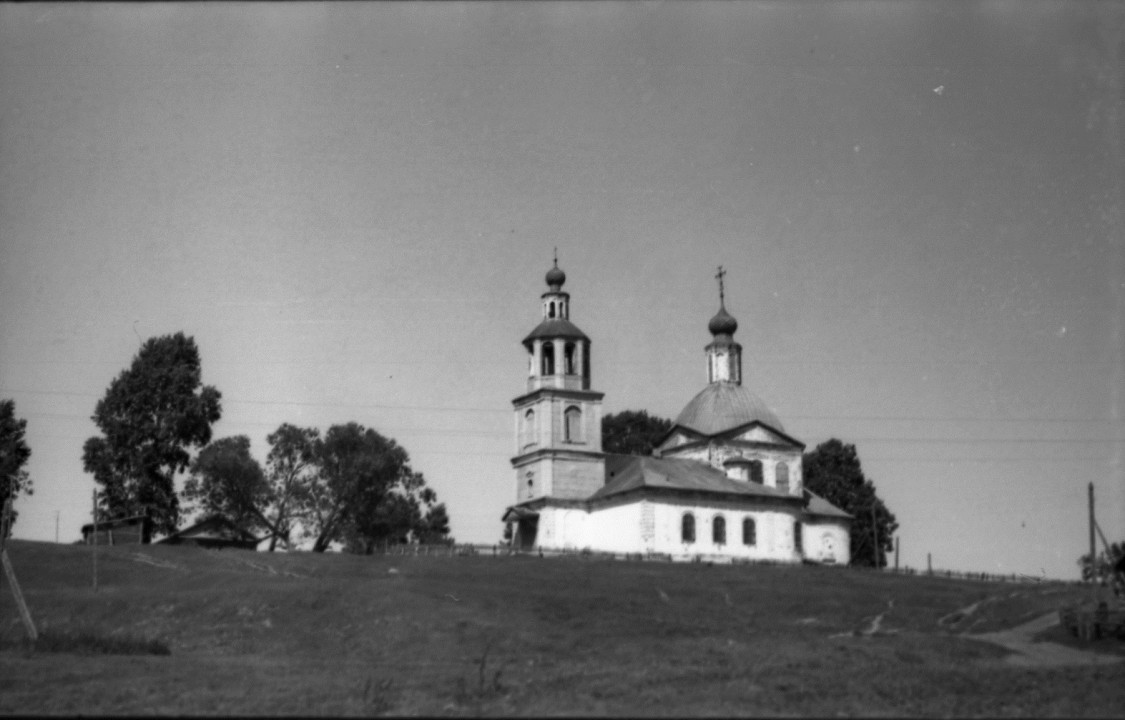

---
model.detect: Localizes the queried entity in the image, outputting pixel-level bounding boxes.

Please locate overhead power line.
[4,387,1122,425]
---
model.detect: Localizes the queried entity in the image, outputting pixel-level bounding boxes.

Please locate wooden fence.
[370,542,1083,584]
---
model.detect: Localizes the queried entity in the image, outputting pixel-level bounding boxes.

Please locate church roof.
[522,318,590,346]
[590,454,795,502]
[674,381,785,436]
[803,490,853,519]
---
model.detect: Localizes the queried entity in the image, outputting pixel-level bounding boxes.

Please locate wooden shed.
[81,514,152,545]
[157,515,260,551]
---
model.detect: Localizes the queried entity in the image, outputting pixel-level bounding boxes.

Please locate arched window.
[749,460,763,484]
[742,517,756,546]
[564,406,581,443]
[776,462,789,492]
[564,343,576,374]
[549,302,556,318]
[681,513,695,543]
[541,342,555,375]
[522,409,535,448]
[794,519,803,554]
[713,515,726,545]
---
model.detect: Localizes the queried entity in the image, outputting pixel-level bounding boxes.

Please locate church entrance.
[515,517,539,551]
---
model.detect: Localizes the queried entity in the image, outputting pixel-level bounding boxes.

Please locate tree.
[188,424,324,551]
[183,435,270,534]
[297,422,451,553]
[82,333,222,535]
[417,502,452,545]
[261,423,321,551]
[0,399,33,534]
[298,423,403,552]
[1079,541,1124,595]
[601,410,673,456]
[802,438,898,568]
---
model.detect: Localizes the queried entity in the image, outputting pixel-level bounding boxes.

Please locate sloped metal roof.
[803,490,852,519]
[674,382,784,435]
[522,318,590,345]
[590,454,795,502]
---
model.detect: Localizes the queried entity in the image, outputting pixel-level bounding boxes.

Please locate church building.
[502,260,851,564]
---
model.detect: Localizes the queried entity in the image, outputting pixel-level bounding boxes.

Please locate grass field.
[1,540,1122,717]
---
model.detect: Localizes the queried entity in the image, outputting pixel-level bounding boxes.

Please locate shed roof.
[80,514,150,534]
[157,515,260,544]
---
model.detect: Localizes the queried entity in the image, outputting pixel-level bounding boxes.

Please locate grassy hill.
[0,540,1121,716]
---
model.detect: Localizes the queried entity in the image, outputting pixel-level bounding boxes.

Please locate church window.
[564,343,576,374]
[794,520,803,554]
[749,460,763,484]
[681,513,695,543]
[713,515,726,545]
[776,462,789,492]
[542,343,555,375]
[564,406,581,443]
[742,517,756,546]
[549,301,556,318]
[523,409,535,448]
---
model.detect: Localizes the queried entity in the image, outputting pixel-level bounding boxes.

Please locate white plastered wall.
[802,518,851,565]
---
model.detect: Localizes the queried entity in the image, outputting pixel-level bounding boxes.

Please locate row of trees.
[601,411,898,568]
[79,333,449,551]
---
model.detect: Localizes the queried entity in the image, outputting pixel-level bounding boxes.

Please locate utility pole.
[1,499,37,641]
[894,536,900,572]
[871,504,880,569]
[1088,482,1097,603]
[92,489,98,592]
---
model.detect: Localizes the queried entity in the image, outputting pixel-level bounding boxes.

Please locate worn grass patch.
[0,540,1120,717]
[4,628,171,656]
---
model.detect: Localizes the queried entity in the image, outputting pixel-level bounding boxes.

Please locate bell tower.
[511,254,605,504]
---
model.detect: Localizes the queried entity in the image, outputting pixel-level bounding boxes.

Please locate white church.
[502,260,852,564]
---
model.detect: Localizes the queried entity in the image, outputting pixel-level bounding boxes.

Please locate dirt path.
[972,613,1123,668]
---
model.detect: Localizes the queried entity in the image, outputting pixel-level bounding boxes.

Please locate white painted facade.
[532,499,806,563]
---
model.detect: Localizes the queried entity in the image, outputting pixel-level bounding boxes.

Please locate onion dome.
[545,261,566,289]
[674,382,784,435]
[708,304,738,337]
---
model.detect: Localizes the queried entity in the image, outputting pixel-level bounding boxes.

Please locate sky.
[1,2,1122,580]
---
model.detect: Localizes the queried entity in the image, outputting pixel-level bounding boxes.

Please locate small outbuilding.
[157,515,260,551]
[81,514,152,545]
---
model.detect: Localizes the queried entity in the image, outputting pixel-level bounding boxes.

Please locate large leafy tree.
[803,438,897,568]
[261,423,320,551]
[184,425,320,551]
[300,422,451,553]
[345,470,452,553]
[183,435,270,534]
[602,410,673,456]
[0,399,33,533]
[82,333,222,535]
